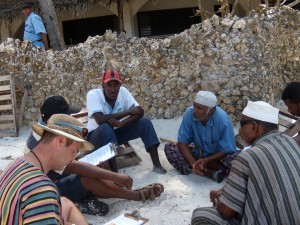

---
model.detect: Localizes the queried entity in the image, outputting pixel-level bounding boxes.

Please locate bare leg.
[294,135,300,146]
[148,145,167,174]
[81,177,140,200]
[61,197,88,225]
[204,161,225,183]
[108,157,118,172]
[81,177,163,201]
[205,160,223,171]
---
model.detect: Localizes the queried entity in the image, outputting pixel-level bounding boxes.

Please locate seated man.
[281,81,300,145]
[191,101,300,225]
[86,69,166,174]
[164,91,237,182]
[26,96,164,215]
[1,114,91,224]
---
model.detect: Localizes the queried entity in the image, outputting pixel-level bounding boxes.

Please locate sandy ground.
[0,117,226,225]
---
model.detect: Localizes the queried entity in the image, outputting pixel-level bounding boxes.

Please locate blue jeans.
[87,117,160,152]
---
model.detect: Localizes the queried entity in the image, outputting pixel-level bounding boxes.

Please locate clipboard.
[79,142,117,165]
[124,213,149,224]
[104,213,149,225]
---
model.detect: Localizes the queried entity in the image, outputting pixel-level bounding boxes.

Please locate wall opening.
[63,15,119,45]
[137,7,201,37]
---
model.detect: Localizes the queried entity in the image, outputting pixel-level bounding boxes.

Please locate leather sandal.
[135,183,164,203]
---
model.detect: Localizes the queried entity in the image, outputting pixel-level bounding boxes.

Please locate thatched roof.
[0,0,114,22]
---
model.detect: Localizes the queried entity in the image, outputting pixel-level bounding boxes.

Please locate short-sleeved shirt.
[178,106,236,157]
[23,12,47,48]
[0,157,64,224]
[87,87,139,131]
[220,131,300,225]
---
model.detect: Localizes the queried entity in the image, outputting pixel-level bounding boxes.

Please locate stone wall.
[0,7,299,125]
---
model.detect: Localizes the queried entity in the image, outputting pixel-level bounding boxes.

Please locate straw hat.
[32,114,94,151]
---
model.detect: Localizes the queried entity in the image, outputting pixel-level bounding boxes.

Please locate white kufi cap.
[242,101,279,124]
[195,91,217,107]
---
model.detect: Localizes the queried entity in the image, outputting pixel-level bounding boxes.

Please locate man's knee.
[89,123,115,140]
[97,123,114,133]
[137,117,153,128]
[191,207,223,225]
[61,196,72,208]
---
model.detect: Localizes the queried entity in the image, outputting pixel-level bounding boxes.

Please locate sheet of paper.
[104,214,145,225]
[114,115,131,130]
[79,143,116,165]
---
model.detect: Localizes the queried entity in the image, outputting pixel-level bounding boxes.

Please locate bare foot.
[152,166,167,174]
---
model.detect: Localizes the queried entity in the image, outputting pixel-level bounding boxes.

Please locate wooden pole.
[38,0,66,50]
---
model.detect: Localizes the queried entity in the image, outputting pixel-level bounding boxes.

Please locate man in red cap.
[26,96,165,216]
[86,69,166,174]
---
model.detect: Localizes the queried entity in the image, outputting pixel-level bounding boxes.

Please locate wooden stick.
[159,137,176,143]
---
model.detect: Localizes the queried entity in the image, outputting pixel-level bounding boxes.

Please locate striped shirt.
[220,131,300,225]
[0,157,64,225]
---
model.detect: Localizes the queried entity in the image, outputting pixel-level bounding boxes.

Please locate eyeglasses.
[240,120,258,127]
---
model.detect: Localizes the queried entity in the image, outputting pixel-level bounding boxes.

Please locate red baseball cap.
[101,69,122,84]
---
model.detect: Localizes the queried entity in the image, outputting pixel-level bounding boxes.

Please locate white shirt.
[87,87,139,131]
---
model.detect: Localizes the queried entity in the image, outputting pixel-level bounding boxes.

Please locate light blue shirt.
[24,12,47,48]
[178,106,237,158]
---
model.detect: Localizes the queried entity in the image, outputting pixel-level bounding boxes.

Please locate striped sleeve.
[219,134,300,224]
[0,158,64,225]
[219,153,249,214]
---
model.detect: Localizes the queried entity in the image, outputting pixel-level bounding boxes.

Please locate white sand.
[0,117,225,225]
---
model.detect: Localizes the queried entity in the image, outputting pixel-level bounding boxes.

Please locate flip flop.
[135,183,164,203]
[76,199,109,216]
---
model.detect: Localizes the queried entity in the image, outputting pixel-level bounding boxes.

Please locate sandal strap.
[138,188,147,202]
[135,183,164,202]
[147,184,157,200]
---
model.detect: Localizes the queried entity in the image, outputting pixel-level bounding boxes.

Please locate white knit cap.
[195,91,217,107]
[242,101,279,124]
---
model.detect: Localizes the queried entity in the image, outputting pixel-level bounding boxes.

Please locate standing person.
[26,96,165,215]
[86,69,166,174]
[164,91,237,182]
[191,101,300,225]
[0,114,91,225]
[281,81,300,145]
[21,1,49,50]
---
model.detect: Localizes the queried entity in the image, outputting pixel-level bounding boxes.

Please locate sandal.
[135,183,164,203]
[76,199,109,216]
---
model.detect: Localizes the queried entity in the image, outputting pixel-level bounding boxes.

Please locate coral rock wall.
[0,7,299,124]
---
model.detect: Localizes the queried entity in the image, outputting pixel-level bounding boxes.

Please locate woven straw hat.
[32,114,94,151]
